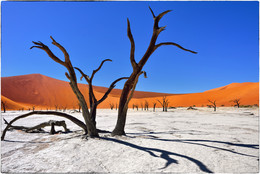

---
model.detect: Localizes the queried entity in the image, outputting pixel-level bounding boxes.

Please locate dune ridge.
[1,74,259,110]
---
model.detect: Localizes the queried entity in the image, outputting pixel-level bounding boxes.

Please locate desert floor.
[1,107,259,173]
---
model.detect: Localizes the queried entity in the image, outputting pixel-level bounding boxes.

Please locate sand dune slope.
[1,74,259,110]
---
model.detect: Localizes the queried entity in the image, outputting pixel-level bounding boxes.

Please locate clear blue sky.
[2,1,259,93]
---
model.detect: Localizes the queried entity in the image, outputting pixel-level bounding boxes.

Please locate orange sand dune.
[1,74,259,110]
[137,82,259,107]
[1,95,28,110]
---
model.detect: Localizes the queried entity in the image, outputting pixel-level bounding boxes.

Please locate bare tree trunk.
[111,7,186,135]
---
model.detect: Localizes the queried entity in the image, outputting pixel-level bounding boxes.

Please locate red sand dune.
[1,74,259,110]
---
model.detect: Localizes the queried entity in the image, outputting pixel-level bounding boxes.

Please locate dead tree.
[112,7,197,136]
[135,104,139,111]
[32,106,35,111]
[208,100,217,111]
[78,103,81,112]
[75,61,128,126]
[153,102,157,112]
[157,96,170,112]
[3,118,69,135]
[110,103,115,110]
[144,100,149,111]
[230,98,241,108]
[141,102,144,111]
[1,101,7,113]
[55,105,58,111]
[62,105,67,112]
[30,36,98,137]
[1,111,87,140]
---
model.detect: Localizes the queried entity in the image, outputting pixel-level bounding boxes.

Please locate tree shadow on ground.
[100,137,213,173]
[128,131,259,158]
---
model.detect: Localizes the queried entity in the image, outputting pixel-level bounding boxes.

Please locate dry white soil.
[1,107,259,173]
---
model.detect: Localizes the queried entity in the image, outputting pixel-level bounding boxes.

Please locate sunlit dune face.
[1,74,259,110]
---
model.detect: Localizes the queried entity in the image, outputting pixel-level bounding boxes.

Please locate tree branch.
[1,111,88,141]
[90,59,112,81]
[97,77,129,104]
[74,67,90,84]
[30,41,65,66]
[154,42,197,54]
[127,18,138,69]
[50,36,70,63]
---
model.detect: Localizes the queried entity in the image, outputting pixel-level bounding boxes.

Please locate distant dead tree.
[32,106,35,112]
[112,7,197,136]
[141,102,144,111]
[1,101,7,113]
[230,98,241,108]
[208,100,217,111]
[153,102,157,112]
[144,100,149,111]
[62,105,67,112]
[135,104,139,111]
[78,103,81,112]
[54,105,58,111]
[157,96,170,112]
[109,103,115,110]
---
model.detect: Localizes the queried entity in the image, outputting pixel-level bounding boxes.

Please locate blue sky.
[2,1,259,93]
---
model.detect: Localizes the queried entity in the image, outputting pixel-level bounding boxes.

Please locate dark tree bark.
[30,37,98,137]
[1,111,87,140]
[112,7,197,136]
[1,101,6,113]
[208,100,217,111]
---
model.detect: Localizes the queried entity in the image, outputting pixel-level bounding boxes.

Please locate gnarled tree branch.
[1,111,87,141]
[90,59,112,82]
[127,18,137,69]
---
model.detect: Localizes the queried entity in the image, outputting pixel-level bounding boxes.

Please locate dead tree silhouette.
[157,96,170,112]
[153,102,157,112]
[29,36,99,137]
[110,103,115,110]
[1,101,7,113]
[230,98,241,108]
[208,100,217,111]
[112,7,197,136]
